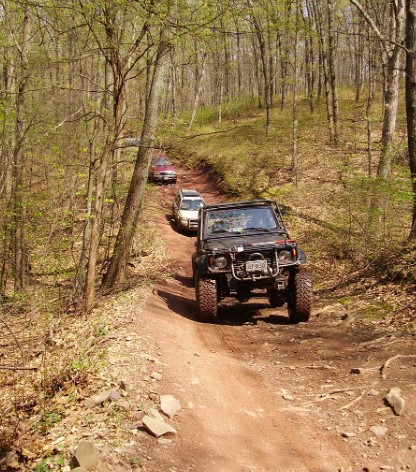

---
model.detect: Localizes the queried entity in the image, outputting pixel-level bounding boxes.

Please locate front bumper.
[197,249,299,281]
[179,218,199,231]
[152,173,177,183]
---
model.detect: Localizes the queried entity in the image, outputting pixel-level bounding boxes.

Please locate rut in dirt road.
[137,166,354,472]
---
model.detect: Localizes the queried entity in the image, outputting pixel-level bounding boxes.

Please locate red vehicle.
[149,152,177,184]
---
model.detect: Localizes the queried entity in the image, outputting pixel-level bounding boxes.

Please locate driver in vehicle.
[246,209,276,230]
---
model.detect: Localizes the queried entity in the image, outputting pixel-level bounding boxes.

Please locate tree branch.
[349,0,389,55]
[380,354,416,378]
[0,365,38,371]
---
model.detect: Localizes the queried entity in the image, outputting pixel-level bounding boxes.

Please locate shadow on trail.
[154,287,196,321]
[253,312,292,325]
[164,213,198,237]
[174,273,194,288]
[155,285,292,327]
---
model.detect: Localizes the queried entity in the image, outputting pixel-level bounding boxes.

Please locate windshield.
[153,157,173,166]
[180,198,204,210]
[205,207,279,236]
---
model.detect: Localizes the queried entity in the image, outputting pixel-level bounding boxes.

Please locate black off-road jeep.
[192,200,312,323]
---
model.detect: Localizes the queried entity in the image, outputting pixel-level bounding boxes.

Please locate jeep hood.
[203,232,288,251]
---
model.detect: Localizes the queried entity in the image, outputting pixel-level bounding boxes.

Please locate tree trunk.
[327,0,340,146]
[250,33,263,108]
[11,11,31,293]
[366,22,376,176]
[313,0,335,143]
[405,0,416,239]
[218,71,224,123]
[188,50,207,131]
[83,135,113,311]
[249,5,272,135]
[354,15,365,102]
[74,148,95,299]
[303,2,315,114]
[280,1,292,111]
[170,49,177,126]
[291,3,300,178]
[103,35,170,288]
[349,0,405,178]
[377,48,403,178]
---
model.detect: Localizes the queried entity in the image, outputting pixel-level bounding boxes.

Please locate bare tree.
[10,8,31,293]
[247,0,273,135]
[312,0,335,143]
[326,0,340,146]
[103,17,171,289]
[291,1,300,175]
[75,0,153,310]
[350,0,405,178]
[405,0,416,239]
[188,46,207,130]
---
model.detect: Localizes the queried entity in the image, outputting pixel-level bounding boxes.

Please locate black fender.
[298,248,307,264]
[192,254,210,276]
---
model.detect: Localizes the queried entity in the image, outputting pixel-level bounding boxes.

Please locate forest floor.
[3,164,416,472]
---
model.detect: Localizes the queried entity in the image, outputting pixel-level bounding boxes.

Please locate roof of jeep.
[201,199,277,212]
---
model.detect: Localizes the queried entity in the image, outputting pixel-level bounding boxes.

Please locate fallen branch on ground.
[379,354,416,379]
[0,365,38,371]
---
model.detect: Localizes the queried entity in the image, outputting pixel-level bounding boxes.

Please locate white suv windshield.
[180,198,204,210]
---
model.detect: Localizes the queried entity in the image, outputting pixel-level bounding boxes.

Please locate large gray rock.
[369,425,388,436]
[74,441,100,469]
[147,408,164,421]
[150,371,163,381]
[160,395,181,418]
[142,409,177,438]
[385,387,405,416]
[73,441,111,472]
[85,389,121,408]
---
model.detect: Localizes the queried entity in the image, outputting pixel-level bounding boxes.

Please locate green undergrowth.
[162,93,415,286]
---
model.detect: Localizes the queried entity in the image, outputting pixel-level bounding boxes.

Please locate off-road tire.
[196,276,218,322]
[287,269,312,323]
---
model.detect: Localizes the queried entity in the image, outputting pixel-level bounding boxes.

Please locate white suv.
[172,189,205,233]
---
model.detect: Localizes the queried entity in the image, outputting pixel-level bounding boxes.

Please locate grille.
[233,250,277,272]
[188,219,199,228]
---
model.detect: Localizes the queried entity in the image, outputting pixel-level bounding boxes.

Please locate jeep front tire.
[196,276,218,322]
[287,269,312,323]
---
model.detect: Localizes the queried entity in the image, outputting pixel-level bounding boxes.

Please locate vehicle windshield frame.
[203,206,280,237]
[153,157,173,167]
[180,198,204,211]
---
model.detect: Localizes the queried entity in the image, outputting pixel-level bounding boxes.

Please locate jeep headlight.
[278,250,292,263]
[214,255,228,269]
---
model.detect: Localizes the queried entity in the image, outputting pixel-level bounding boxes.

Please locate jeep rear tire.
[287,269,312,323]
[196,277,218,322]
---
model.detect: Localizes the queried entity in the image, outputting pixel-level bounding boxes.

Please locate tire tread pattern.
[288,269,312,323]
[196,277,218,322]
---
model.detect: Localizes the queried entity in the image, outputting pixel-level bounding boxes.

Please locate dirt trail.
[138,166,355,471]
